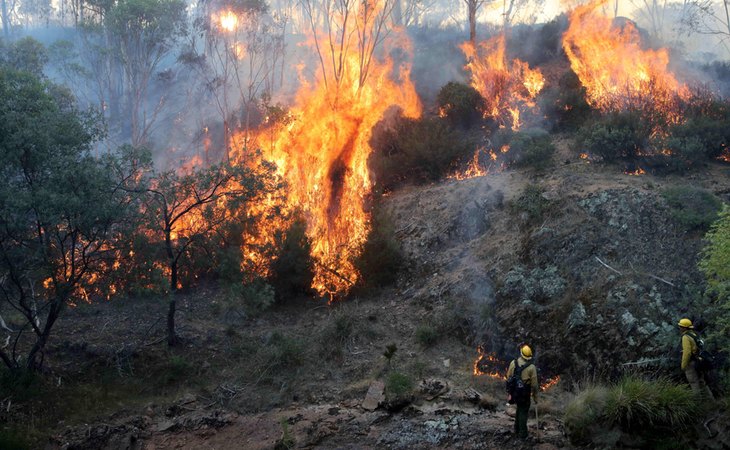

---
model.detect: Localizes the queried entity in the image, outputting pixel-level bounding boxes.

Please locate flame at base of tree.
[233,41,421,297]
[562,0,689,126]
[460,34,544,130]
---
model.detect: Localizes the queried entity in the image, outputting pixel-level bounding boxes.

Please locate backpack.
[689,331,715,373]
[506,360,533,404]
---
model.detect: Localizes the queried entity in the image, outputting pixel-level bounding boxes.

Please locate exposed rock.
[362,380,385,411]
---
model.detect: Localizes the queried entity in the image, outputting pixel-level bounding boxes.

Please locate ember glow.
[218,10,239,32]
[625,167,646,176]
[541,375,560,391]
[233,5,421,296]
[473,347,507,379]
[562,0,689,122]
[460,34,545,130]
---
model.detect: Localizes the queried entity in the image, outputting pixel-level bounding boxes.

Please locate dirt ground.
[9,139,730,449]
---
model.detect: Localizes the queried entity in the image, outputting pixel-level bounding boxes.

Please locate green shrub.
[385,371,414,399]
[0,429,30,450]
[699,205,730,392]
[662,186,722,231]
[223,277,276,317]
[654,135,706,173]
[435,81,486,128]
[507,128,555,171]
[354,208,403,288]
[318,310,356,360]
[578,111,649,162]
[161,355,193,385]
[369,115,475,191]
[667,113,730,160]
[415,322,440,348]
[564,377,701,446]
[540,70,592,132]
[262,332,304,371]
[509,184,552,223]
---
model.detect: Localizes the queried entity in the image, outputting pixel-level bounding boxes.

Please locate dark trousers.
[515,399,531,438]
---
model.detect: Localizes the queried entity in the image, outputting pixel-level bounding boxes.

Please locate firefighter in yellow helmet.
[678,318,713,399]
[506,344,539,439]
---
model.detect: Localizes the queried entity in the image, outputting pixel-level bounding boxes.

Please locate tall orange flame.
[562,0,689,121]
[460,34,544,130]
[234,18,421,296]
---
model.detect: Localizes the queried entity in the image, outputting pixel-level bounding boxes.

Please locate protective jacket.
[681,330,698,371]
[506,356,539,400]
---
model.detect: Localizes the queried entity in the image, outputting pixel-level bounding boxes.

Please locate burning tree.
[239,0,422,296]
[138,157,281,346]
[0,68,142,371]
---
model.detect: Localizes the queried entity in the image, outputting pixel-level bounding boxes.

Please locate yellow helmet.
[677,318,693,329]
[520,345,533,360]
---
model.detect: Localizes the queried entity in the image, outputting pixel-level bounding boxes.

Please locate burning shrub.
[354,208,403,290]
[578,111,649,162]
[435,81,486,129]
[564,377,701,447]
[662,186,722,232]
[665,112,730,160]
[505,128,555,172]
[540,70,592,132]
[269,218,315,301]
[369,115,475,191]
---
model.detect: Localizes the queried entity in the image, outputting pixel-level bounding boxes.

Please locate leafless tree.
[300,0,397,94]
[682,0,730,53]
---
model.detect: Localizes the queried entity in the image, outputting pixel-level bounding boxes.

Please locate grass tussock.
[565,377,703,447]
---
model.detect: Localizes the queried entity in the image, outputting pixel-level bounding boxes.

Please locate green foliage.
[318,310,355,360]
[435,81,486,128]
[162,355,193,385]
[415,322,440,348]
[666,111,730,160]
[0,429,30,450]
[699,205,730,388]
[385,371,414,399]
[274,417,295,450]
[654,135,707,173]
[369,115,475,191]
[509,184,552,223]
[0,68,139,369]
[354,208,403,289]
[506,128,555,171]
[0,368,42,401]
[564,377,701,446]
[0,36,48,76]
[269,218,314,301]
[578,111,649,162]
[261,332,304,371]
[540,70,592,132]
[223,277,276,318]
[662,186,722,231]
[383,343,398,367]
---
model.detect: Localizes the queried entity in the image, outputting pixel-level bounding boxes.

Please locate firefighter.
[506,345,539,439]
[678,318,714,400]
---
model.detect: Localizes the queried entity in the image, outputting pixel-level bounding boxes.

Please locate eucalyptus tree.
[0,67,143,371]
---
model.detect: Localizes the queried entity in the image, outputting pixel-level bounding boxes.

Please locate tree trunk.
[167,294,177,346]
[393,0,402,26]
[1,0,10,39]
[26,299,63,371]
[469,2,477,44]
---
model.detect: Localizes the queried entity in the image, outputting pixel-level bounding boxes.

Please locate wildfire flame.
[449,148,489,181]
[473,347,507,379]
[218,10,239,32]
[562,0,689,124]
[460,34,544,130]
[234,7,421,296]
[625,167,646,176]
[541,375,560,391]
[718,147,730,163]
